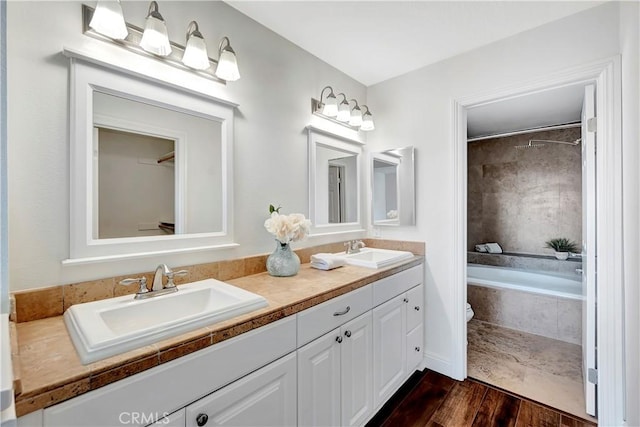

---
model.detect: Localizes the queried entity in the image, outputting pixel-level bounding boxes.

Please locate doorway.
[464,94,593,419]
[451,57,624,426]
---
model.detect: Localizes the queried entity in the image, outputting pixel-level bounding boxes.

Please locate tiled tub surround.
[467,284,581,345]
[9,239,424,417]
[468,251,582,275]
[467,127,582,254]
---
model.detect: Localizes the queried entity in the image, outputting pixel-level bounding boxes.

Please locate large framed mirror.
[66,55,236,263]
[308,127,364,235]
[371,146,415,226]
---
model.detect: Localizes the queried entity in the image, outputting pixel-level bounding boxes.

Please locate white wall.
[7,1,366,290]
[367,2,627,377]
[619,1,640,425]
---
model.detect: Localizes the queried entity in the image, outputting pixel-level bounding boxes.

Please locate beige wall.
[467,127,582,254]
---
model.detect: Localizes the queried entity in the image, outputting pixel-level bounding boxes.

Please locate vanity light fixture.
[140,1,172,56]
[182,21,209,70]
[336,93,351,122]
[348,99,363,127]
[311,86,374,131]
[81,4,242,83]
[89,0,128,40]
[214,37,241,81]
[360,105,375,131]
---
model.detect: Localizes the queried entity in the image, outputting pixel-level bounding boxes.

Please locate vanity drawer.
[297,285,372,347]
[372,265,423,307]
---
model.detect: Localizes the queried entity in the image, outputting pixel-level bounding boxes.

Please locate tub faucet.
[345,240,366,254]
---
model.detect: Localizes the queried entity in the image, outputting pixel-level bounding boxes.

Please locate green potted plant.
[545,238,579,260]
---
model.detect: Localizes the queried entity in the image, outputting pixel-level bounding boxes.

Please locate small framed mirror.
[371,146,415,226]
[67,56,236,263]
[308,127,364,235]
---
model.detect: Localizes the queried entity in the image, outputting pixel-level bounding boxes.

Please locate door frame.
[451,56,623,425]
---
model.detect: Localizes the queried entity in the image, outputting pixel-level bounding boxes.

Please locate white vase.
[554,251,569,260]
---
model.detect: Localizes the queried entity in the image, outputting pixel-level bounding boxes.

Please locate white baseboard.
[424,352,456,379]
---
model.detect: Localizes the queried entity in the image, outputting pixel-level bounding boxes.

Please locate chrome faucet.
[345,239,366,254]
[119,264,188,300]
[152,264,172,291]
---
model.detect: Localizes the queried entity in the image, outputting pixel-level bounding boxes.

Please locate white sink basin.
[64,279,268,365]
[339,248,414,268]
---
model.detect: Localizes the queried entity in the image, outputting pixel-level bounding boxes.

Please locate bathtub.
[467,263,582,300]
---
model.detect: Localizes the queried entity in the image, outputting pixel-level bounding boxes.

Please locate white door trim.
[451,56,623,425]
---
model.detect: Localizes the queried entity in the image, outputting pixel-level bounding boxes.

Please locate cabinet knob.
[196,413,209,426]
[415,346,421,352]
[414,306,420,311]
[403,298,409,303]
[336,336,343,343]
[344,330,352,338]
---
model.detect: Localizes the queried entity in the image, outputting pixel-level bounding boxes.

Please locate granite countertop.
[11,257,423,417]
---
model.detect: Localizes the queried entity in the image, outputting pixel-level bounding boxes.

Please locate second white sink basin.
[64,279,268,365]
[339,248,414,268]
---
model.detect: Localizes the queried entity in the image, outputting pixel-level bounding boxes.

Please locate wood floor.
[366,370,597,427]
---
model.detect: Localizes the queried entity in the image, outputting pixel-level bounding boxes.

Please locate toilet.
[466,302,474,322]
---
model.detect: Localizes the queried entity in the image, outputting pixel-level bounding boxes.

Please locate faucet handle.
[119,277,148,295]
[165,270,188,288]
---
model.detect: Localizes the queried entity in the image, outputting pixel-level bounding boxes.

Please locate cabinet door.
[372,294,407,408]
[297,329,341,427]
[341,312,373,427]
[185,353,296,427]
[406,284,423,332]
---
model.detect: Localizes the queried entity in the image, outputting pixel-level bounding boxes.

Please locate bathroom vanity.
[13,257,424,427]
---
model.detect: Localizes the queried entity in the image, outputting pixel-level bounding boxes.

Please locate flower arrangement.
[264,204,312,244]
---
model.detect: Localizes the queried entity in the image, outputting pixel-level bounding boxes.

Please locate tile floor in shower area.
[467,319,597,423]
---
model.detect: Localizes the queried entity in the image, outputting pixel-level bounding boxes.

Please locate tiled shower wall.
[467,127,582,254]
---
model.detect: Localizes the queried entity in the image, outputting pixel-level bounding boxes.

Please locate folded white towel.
[475,244,488,253]
[484,242,503,254]
[310,253,346,270]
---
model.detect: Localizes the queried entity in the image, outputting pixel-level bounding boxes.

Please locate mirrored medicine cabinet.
[66,52,237,263]
[371,146,416,226]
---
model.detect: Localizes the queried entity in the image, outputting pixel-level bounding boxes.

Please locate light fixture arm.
[147,1,163,20]
[218,36,235,56]
[320,86,335,103]
[337,93,348,104]
[362,105,372,115]
[349,99,361,110]
[185,21,203,42]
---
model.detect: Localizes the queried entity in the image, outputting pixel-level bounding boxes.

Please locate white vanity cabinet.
[184,353,297,427]
[297,312,373,427]
[372,268,424,409]
[41,317,296,427]
[27,263,424,427]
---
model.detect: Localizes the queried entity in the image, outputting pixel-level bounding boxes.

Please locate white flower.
[264,212,312,244]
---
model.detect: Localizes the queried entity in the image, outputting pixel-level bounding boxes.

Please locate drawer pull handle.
[333,306,351,316]
[403,298,409,303]
[414,306,420,311]
[415,346,421,352]
[344,330,352,338]
[196,413,209,426]
[336,336,343,343]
